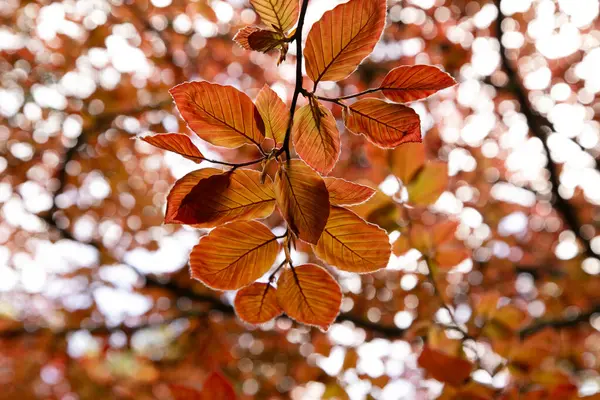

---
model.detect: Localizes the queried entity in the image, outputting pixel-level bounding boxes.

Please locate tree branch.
[519,303,600,339]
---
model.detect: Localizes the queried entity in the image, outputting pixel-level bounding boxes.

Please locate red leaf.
[201,371,237,400]
[380,65,456,103]
[165,168,223,224]
[140,133,204,163]
[418,345,473,386]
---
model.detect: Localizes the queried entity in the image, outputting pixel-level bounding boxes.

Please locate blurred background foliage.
[1,0,600,399]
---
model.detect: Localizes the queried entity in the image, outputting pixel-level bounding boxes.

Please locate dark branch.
[519,304,600,339]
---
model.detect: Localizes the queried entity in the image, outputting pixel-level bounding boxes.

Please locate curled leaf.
[250,0,299,33]
[276,264,342,330]
[190,221,279,290]
[139,133,204,163]
[165,168,223,224]
[233,26,285,52]
[380,65,457,103]
[234,282,283,324]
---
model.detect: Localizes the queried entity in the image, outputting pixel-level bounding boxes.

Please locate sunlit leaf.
[165,168,224,224]
[255,84,288,145]
[234,282,283,324]
[190,220,279,290]
[418,345,473,386]
[304,0,386,83]
[343,99,422,148]
[389,142,425,184]
[276,264,342,330]
[250,0,299,33]
[292,101,340,175]
[170,81,265,149]
[139,133,204,163]
[274,159,330,244]
[406,162,448,206]
[324,177,376,206]
[380,65,457,103]
[233,26,285,52]
[432,220,460,245]
[201,371,237,400]
[175,168,276,227]
[314,206,390,273]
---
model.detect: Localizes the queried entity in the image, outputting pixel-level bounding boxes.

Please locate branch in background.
[519,304,600,339]
[495,1,595,261]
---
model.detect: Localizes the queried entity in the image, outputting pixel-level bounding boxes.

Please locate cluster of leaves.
[141,0,456,334]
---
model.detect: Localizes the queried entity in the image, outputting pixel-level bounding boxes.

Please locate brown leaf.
[276,264,342,331]
[190,221,279,290]
[380,65,457,103]
[344,99,422,148]
[170,81,265,149]
[139,133,204,163]
[201,371,237,400]
[324,177,376,206]
[234,282,283,324]
[274,159,330,244]
[314,206,391,273]
[418,345,473,386]
[165,168,224,224]
[233,26,285,52]
[174,168,276,227]
[304,0,386,82]
[292,101,340,175]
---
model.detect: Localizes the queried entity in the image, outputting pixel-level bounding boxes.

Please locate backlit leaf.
[140,133,204,163]
[170,81,265,149]
[255,85,288,145]
[234,282,283,324]
[324,177,376,206]
[190,221,279,290]
[274,159,330,244]
[233,26,285,52]
[165,168,223,224]
[389,142,425,184]
[418,345,473,386]
[250,0,299,33]
[392,235,411,256]
[406,162,448,206]
[380,65,457,103]
[276,264,342,330]
[343,98,422,148]
[201,371,237,400]
[314,206,391,273]
[292,102,340,175]
[175,168,276,227]
[432,220,460,245]
[304,0,386,83]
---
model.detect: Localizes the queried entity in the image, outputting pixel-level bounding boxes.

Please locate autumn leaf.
[392,234,411,256]
[139,133,204,163]
[343,98,422,148]
[174,168,276,227]
[201,371,237,400]
[170,81,265,149]
[304,0,386,83]
[233,26,285,52]
[274,159,330,244]
[314,206,391,273]
[389,142,425,184]
[434,246,470,269]
[234,282,283,324]
[165,168,224,224]
[276,264,342,330]
[250,0,299,33]
[168,383,203,400]
[189,221,279,290]
[406,162,448,206]
[324,177,376,206]
[292,101,340,175]
[418,345,473,386]
[380,65,457,103]
[255,85,288,145]
[432,220,460,245]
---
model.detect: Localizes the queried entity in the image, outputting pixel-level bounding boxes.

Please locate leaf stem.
[201,156,266,168]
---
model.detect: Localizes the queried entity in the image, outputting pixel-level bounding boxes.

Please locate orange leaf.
[255,85,288,145]
[201,371,237,400]
[274,159,330,244]
[190,221,279,290]
[343,99,422,148]
[380,65,457,103]
[392,234,411,256]
[276,264,342,330]
[175,168,276,228]
[324,177,376,206]
[250,0,299,33]
[292,102,340,175]
[234,282,283,324]
[168,384,203,400]
[432,220,460,246]
[140,133,204,163]
[233,26,285,52]
[435,246,470,269]
[314,206,390,273]
[409,223,433,254]
[406,162,448,206]
[170,81,265,149]
[304,0,386,83]
[418,345,473,386]
[389,142,425,184]
[165,168,223,224]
